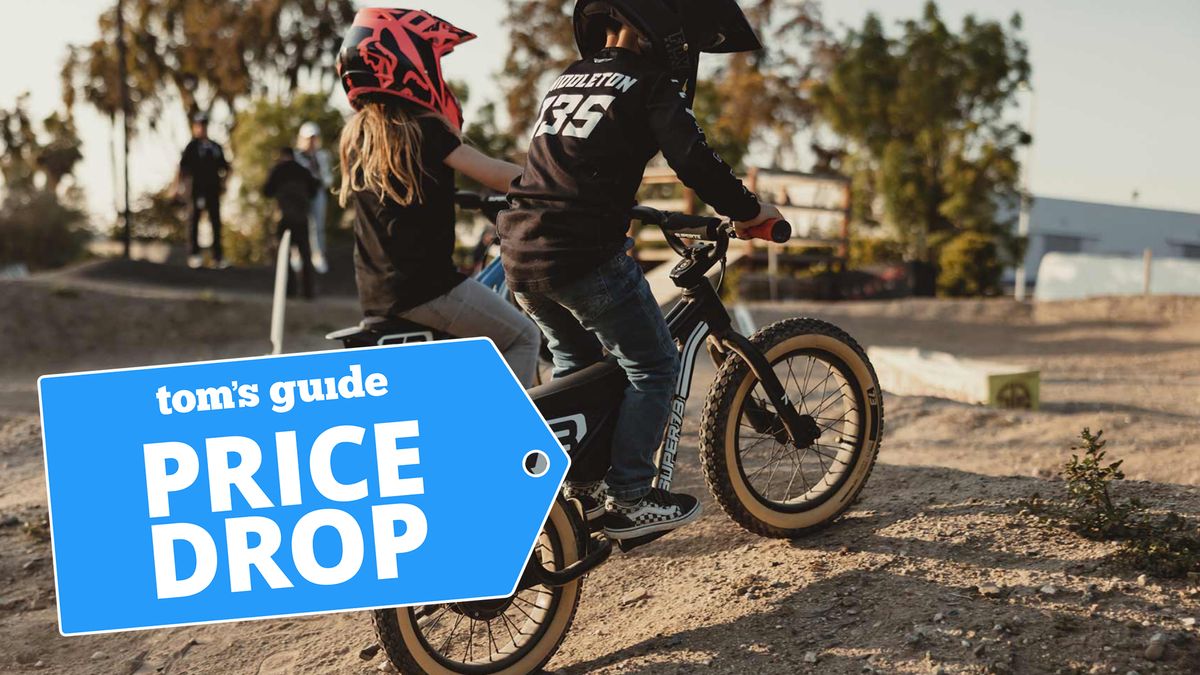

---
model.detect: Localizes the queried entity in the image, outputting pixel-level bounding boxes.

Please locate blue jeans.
[516,252,680,501]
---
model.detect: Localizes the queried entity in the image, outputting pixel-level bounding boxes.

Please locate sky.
[1,0,1198,223]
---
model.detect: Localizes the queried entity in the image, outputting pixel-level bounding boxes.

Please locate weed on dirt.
[1021,428,1200,579]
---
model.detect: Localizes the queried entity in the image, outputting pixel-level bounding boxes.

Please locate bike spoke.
[798,356,817,414]
[465,617,475,663]
[439,612,465,655]
[487,620,499,661]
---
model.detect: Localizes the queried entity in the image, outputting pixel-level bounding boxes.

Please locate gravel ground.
[1,275,1198,674]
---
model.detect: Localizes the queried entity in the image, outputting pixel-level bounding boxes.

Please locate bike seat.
[325,317,444,346]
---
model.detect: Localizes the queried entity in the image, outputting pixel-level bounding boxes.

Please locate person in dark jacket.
[174,113,230,269]
[498,0,783,542]
[264,147,319,299]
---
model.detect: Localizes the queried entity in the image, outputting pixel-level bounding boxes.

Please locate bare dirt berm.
[2,268,1198,674]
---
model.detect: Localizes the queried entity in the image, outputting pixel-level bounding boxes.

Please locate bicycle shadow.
[554,463,1200,674]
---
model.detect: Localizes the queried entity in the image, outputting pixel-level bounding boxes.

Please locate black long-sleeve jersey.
[498,47,760,292]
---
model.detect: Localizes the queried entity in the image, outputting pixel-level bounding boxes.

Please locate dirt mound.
[44,246,361,299]
[2,419,1198,673]
[0,279,361,380]
[1,289,1198,673]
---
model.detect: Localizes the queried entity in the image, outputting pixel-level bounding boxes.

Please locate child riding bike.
[335,8,542,386]
[498,0,782,541]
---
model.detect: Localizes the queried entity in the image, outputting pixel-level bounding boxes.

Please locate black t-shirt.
[264,159,319,226]
[498,48,760,292]
[351,116,464,317]
[179,138,229,195]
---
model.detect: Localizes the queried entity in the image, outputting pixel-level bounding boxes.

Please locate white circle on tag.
[522,450,550,478]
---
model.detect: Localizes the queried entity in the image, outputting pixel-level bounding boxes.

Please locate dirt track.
[2,273,1199,674]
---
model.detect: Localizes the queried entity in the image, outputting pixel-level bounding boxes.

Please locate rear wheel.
[372,500,585,674]
[699,318,884,538]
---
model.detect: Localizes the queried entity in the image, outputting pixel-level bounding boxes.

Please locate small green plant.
[1061,428,1141,538]
[1020,428,1200,579]
[1118,513,1200,579]
[22,515,50,543]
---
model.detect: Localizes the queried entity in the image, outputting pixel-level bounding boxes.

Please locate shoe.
[563,481,607,521]
[187,255,203,269]
[313,253,329,275]
[214,259,232,270]
[603,488,701,541]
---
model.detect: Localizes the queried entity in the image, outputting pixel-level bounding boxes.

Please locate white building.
[1016,196,1200,284]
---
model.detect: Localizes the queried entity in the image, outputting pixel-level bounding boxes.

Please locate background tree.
[811,1,1030,295]
[0,96,88,270]
[61,0,356,131]
[500,0,828,169]
[500,0,578,140]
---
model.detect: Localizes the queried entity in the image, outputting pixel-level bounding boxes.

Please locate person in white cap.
[295,121,333,273]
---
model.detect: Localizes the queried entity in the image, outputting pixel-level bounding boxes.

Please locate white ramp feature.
[867,347,1041,410]
[1035,252,1200,301]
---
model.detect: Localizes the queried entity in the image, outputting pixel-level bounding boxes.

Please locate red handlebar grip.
[744,219,793,244]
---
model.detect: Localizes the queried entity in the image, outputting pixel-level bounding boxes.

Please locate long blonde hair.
[338,101,433,207]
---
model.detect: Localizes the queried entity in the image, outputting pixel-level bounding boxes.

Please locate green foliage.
[0,189,89,271]
[849,234,905,268]
[812,1,1030,274]
[1061,429,1140,539]
[228,93,344,265]
[0,96,88,271]
[500,0,578,138]
[936,231,1003,297]
[126,186,186,242]
[1117,513,1200,579]
[1,95,84,193]
[62,0,356,129]
[1020,428,1200,579]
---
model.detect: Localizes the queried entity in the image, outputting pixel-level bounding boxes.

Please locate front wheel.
[372,500,586,674]
[699,318,884,538]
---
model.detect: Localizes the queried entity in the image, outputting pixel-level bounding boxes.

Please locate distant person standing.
[264,148,319,299]
[174,113,230,269]
[295,122,333,274]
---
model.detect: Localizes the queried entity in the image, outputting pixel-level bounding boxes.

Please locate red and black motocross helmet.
[336,8,477,130]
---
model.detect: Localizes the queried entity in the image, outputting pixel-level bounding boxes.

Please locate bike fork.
[717,333,821,448]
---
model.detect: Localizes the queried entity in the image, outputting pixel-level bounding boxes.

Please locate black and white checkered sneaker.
[602,488,701,540]
[563,480,608,521]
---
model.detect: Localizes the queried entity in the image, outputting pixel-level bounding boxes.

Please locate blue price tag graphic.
[37,339,568,636]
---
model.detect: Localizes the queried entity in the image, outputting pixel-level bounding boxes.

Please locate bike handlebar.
[631,206,793,244]
[455,193,792,245]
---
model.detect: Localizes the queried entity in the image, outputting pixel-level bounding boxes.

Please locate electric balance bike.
[327,199,885,674]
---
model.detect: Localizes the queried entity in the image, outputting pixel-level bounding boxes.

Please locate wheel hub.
[450,597,513,621]
[794,413,822,447]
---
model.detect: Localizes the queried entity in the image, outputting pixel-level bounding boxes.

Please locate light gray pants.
[309,191,328,268]
[400,278,542,387]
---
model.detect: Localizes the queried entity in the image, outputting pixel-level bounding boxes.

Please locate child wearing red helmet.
[336,8,541,386]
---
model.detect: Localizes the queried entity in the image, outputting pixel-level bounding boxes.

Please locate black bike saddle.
[326,317,449,348]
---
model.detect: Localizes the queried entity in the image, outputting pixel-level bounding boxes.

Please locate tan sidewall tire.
[700,319,884,538]
[379,502,583,674]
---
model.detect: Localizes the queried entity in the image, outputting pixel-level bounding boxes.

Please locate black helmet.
[573,0,762,102]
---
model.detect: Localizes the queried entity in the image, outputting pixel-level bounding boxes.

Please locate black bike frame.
[649,230,820,492]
